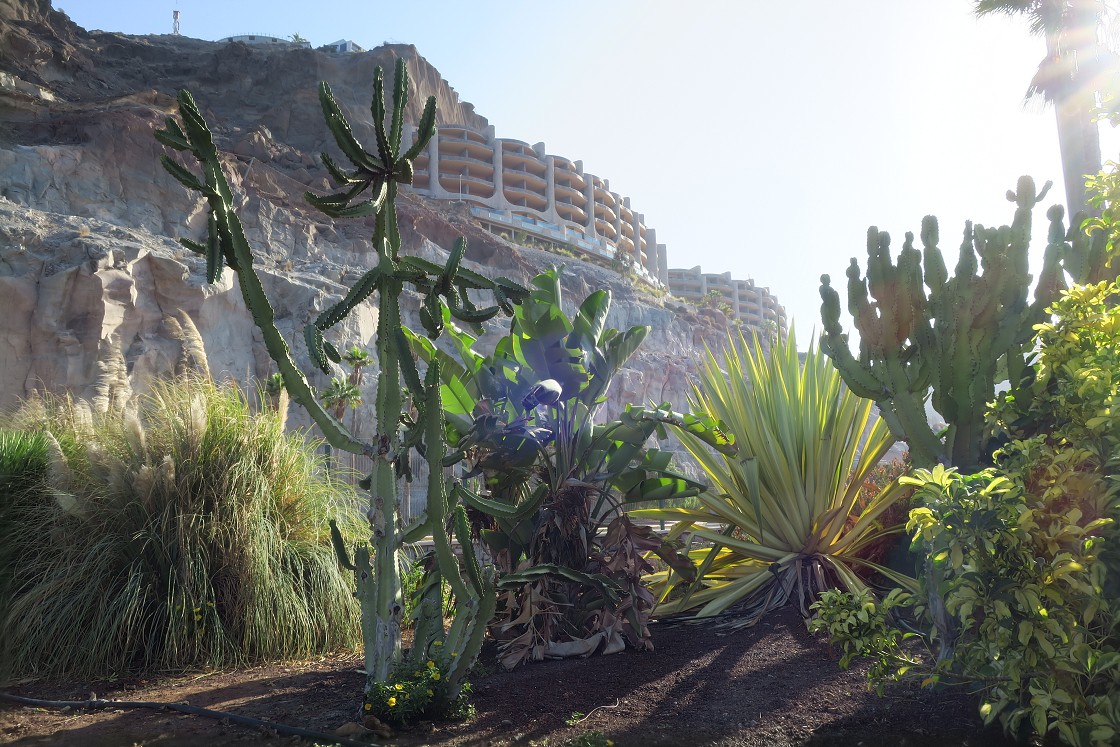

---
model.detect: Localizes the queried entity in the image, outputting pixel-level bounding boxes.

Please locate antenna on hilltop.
[173,8,181,35]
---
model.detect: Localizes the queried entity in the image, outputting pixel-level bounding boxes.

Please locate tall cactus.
[156,59,526,708]
[818,176,1065,471]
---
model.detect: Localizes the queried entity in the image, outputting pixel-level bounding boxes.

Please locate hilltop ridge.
[0,1,730,498]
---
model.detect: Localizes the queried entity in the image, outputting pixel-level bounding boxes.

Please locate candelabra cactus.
[818,176,1065,471]
[156,58,525,709]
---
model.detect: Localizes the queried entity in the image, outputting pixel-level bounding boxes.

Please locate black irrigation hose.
[0,692,377,747]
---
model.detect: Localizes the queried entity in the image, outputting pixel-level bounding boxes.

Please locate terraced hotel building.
[666,266,788,337]
[403,123,668,286]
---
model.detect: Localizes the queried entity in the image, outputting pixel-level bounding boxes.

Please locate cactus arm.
[440,571,496,710]
[820,178,1064,471]
[401,96,436,162]
[388,58,408,163]
[329,519,356,571]
[353,545,380,675]
[819,275,888,400]
[157,92,369,457]
[421,358,472,605]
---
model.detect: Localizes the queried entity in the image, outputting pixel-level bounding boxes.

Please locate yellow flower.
[451,652,458,657]
[432,672,440,681]
[433,641,443,647]
[426,689,433,697]
[426,660,435,668]
[388,697,397,707]
[394,683,404,691]
[364,703,372,711]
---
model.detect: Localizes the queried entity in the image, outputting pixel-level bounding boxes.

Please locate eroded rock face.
[0,1,729,500]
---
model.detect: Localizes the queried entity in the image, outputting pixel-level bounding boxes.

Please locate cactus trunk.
[157,59,529,713]
[819,177,1066,471]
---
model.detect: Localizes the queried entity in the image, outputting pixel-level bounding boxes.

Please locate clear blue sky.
[59,0,1117,340]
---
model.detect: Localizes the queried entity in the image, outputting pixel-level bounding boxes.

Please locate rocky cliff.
[0,1,730,497]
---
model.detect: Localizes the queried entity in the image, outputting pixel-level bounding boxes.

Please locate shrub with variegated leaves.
[812,280,1120,747]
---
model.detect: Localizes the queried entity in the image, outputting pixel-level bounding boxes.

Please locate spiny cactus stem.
[422,360,473,605]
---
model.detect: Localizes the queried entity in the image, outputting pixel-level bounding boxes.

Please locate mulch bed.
[0,606,1019,747]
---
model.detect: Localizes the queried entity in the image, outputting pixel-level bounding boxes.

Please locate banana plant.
[408,268,734,668]
[155,59,527,710]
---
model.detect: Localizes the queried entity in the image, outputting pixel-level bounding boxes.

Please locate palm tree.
[320,377,362,421]
[341,346,371,435]
[975,0,1114,217]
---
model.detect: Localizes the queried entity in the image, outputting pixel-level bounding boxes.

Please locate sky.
[58,0,1119,341]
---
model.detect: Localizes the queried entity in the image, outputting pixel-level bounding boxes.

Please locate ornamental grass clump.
[0,375,363,679]
[633,331,915,625]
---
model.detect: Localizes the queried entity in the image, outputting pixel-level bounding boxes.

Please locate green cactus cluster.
[818,176,1066,471]
[156,58,527,709]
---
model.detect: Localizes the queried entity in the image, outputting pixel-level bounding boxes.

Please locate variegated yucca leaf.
[633,330,918,627]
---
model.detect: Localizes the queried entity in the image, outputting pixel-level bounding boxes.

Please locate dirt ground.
[0,606,1020,747]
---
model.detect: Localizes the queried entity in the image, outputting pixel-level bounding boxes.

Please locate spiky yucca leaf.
[633,331,916,626]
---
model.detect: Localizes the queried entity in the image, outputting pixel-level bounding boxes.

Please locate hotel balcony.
[554,181,587,206]
[618,234,635,256]
[503,166,547,190]
[620,221,635,241]
[553,165,587,191]
[439,172,495,199]
[619,201,634,221]
[438,148,496,170]
[593,185,617,209]
[502,157,547,180]
[555,199,587,223]
[436,139,495,164]
[504,184,547,211]
[594,218,618,241]
[593,201,617,224]
[441,126,491,145]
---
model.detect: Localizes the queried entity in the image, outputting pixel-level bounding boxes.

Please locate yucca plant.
[0,376,363,679]
[633,331,917,626]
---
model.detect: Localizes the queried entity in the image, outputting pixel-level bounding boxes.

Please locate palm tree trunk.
[1054,96,1101,219]
[1047,25,1103,220]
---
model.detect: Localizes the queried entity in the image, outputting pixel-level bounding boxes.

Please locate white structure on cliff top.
[326,39,364,53]
[402,123,668,287]
[218,33,311,49]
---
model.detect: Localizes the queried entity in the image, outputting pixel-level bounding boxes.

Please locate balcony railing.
[438,151,495,169]
[440,129,490,145]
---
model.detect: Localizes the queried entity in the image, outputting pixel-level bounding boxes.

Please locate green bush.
[811,281,1120,747]
[363,646,472,726]
[0,376,364,679]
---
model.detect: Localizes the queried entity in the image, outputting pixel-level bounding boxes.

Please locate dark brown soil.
[0,607,1019,747]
